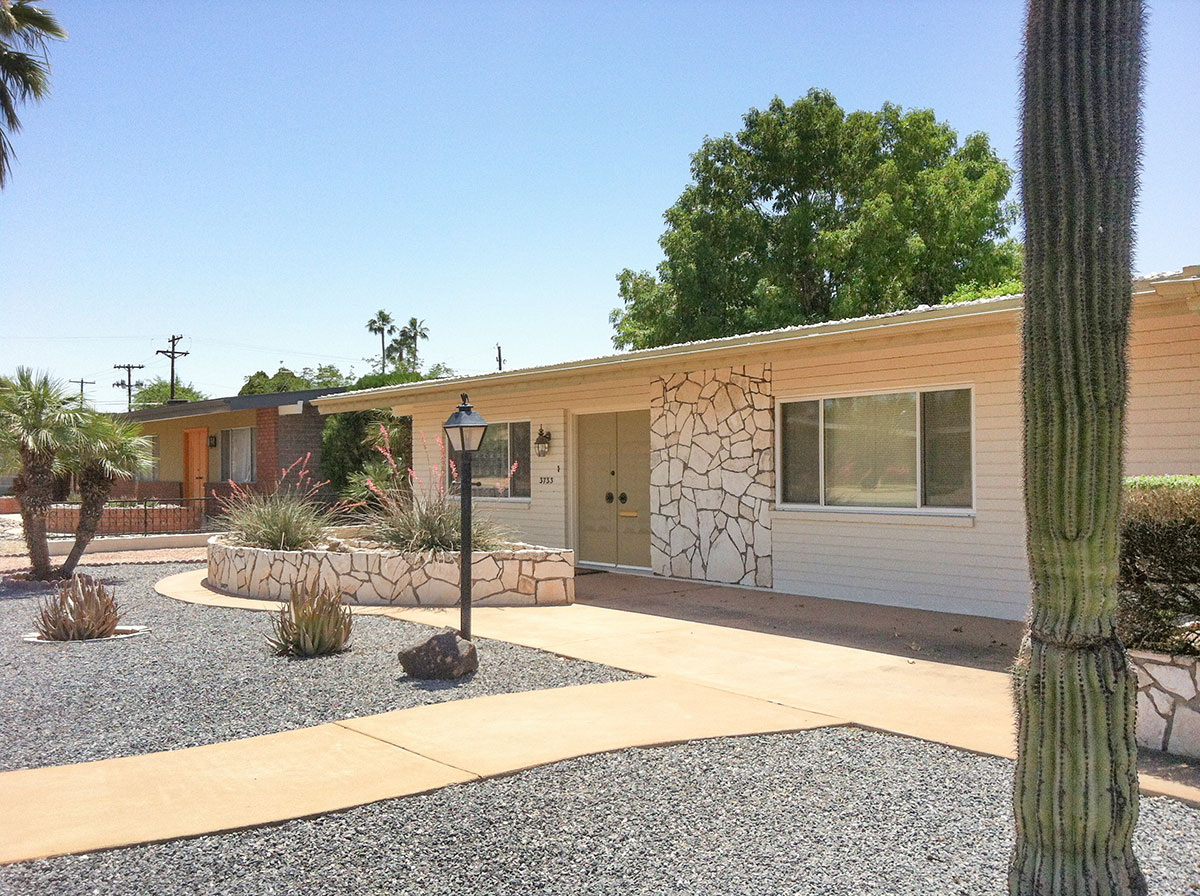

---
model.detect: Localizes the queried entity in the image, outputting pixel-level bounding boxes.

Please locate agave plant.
[34,574,121,641]
[267,586,353,658]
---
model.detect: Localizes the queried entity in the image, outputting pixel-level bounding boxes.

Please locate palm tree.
[0,368,86,578]
[57,416,151,577]
[0,0,66,189]
[399,317,429,371]
[1011,1,1145,894]
[365,310,397,375]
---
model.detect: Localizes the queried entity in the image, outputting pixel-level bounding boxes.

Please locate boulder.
[398,629,478,680]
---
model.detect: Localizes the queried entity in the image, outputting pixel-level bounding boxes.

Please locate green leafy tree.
[1010,2,1146,894]
[611,90,1020,349]
[0,0,66,188]
[131,377,206,409]
[238,367,313,396]
[298,364,354,389]
[366,310,397,375]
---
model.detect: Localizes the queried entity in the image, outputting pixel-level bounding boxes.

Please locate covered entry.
[576,410,651,568]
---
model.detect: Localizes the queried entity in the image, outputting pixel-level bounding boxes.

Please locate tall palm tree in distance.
[0,0,66,188]
[365,310,397,375]
[399,317,429,371]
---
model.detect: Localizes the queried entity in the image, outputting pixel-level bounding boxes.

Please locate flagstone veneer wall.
[208,537,574,606]
[650,363,774,587]
[1132,650,1200,759]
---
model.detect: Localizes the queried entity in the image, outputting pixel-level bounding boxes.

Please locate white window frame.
[775,384,976,516]
[450,420,533,503]
[220,426,257,484]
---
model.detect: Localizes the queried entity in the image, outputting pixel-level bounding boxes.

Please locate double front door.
[577,410,651,568]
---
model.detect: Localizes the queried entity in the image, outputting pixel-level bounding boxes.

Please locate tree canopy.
[0,1,66,188]
[131,377,207,409]
[239,367,313,395]
[610,90,1021,349]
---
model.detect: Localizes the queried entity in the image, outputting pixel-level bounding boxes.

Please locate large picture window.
[220,427,256,483]
[450,421,531,499]
[779,389,972,510]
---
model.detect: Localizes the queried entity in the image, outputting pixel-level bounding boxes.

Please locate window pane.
[138,435,160,482]
[220,431,231,481]
[231,428,255,483]
[509,422,531,498]
[922,389,972,508]
[824,393,917,507]
[780,401,820,503]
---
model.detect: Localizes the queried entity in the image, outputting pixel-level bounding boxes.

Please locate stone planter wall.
[207,537,575,606]
[1131,649,1200,759]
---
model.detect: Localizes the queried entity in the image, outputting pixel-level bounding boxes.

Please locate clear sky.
[2,1,1197,410]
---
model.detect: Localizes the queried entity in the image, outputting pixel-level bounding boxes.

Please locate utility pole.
[496,344,504,371]
[113,363,145,412]
[156,335,189,401]
[69,378,95,405]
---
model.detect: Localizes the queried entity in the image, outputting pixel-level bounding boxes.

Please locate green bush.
[267,586,353,657]
[1119,475,1200,655]
[34,574,121,641]
[216,455,339,551]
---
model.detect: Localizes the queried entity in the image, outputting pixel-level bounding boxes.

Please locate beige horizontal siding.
[363,291,1197,621]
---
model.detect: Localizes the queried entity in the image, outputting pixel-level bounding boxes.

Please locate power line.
[156,335,189,402]
[112,363,146,412]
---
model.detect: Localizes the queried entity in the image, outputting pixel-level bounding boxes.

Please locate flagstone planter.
[207,536,575,607]
[1131,649,1200,759]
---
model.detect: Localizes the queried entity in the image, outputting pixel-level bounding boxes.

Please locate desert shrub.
[216,455,340,551]
[34,574,121,641]
[1118,475,1200,655]
[366,432,508,552]
[267,586,353,657]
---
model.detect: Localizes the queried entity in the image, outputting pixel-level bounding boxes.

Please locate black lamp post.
[443,393,488,640]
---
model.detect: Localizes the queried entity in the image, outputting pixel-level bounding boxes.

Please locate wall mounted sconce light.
[534,426,552,457]
[208,435,218,448]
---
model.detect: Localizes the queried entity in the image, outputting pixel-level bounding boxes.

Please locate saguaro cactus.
[1011,2,1146,895]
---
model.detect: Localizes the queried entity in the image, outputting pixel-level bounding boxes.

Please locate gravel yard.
[0,563,638,772]
[1,727,1197,896]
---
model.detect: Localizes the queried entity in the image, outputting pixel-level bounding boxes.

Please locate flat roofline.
[311,268,1200,414]
[122,388,346,423]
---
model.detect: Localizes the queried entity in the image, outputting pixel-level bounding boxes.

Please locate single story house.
[313,268,1200,621]
[118,388,343,502]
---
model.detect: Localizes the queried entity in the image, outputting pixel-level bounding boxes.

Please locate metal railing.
[47,498,218,537]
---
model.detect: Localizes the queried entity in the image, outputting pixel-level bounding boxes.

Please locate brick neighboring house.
[117,389,345,505]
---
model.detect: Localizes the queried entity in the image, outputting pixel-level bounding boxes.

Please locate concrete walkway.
[2,567,1196,865]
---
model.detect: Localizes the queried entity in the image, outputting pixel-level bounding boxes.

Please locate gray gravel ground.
[0,563,638,772]
[1,727,1197,896]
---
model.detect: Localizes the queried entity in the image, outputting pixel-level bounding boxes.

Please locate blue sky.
[2,1,1197,410]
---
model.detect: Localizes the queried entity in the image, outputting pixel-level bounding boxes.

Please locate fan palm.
[399,317,429,371]
[57,416,151,576]
[365,310,397,375]
[0,367,86,578]
[0,0,66,188]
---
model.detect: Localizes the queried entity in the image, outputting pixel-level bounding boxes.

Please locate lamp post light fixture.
[443,393,488,640]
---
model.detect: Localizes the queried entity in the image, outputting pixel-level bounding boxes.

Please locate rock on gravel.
[0,563,638,772]
[0,728,1197,896]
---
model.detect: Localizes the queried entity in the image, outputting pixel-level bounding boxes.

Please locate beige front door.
[577,410,651,568]
[183,428,209,500]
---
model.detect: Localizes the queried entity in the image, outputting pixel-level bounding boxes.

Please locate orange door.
[183,428,209,500]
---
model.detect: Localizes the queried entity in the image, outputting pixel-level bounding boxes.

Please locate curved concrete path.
[2,568,1196,865]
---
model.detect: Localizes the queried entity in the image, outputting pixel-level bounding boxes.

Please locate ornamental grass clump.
[1119,475,1200,656]
[365,429,508,553]
[34,574,121,641]
[216,454,342,551]
[267,586,353,658]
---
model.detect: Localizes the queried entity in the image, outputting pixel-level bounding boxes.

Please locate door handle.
[618,492,628,504]
[605,492,614,504]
